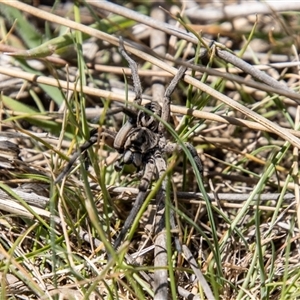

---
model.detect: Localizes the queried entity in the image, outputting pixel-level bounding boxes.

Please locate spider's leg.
[113,155,156,249]
[55,129,115,183]
[159,65,187,134]
[185,142,203,176]
[159,142,203,254]
[153,148,182,252]
[152,148,183,298]
[114,37,143,152]
[152,149,167,233]
[119,37,142,106]
[165,142,203,176]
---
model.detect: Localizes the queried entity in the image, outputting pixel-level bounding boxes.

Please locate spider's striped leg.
[55,129,115,183]
[152,149,167,234]
[153,148,182,252]
[118,37,142,106]
[185,142,203,176]
[159,65,187,134]
[114,37,144,153]
[152,149,183,298]
[165,142,203,177]
[113,155,156,249]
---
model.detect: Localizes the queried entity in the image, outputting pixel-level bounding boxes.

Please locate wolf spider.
[55,38,203,250]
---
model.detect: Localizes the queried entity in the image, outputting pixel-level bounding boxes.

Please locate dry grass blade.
[182,245,214,299]
[2,65,300,139]
[2,1,300,149]
[90,1,300,100]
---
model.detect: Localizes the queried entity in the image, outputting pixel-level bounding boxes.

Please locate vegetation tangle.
[0,1,300,299]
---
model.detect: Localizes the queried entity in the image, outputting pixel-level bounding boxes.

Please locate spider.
[55,38,203,250]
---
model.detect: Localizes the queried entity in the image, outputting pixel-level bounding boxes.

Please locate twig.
[216,49,292,93]
[0,188,48,208]
[3,184,295,208]
[109,186,295,203]
[89,1,200,46]
[6,1,300,104]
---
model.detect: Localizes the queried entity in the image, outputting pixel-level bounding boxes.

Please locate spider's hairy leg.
[165,142,203,176]
[114,38,144,153]
[152,149,167,233]
[185,142,203,175]
[113,156,156,249]
[54,129,115,183]
[159,65,187,134]
[153,148,182,253]
[118,37,142,106]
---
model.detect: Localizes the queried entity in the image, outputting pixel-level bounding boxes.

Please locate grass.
[0,1,299,299]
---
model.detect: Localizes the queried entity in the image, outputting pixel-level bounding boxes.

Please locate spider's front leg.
[159,65,187,134]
